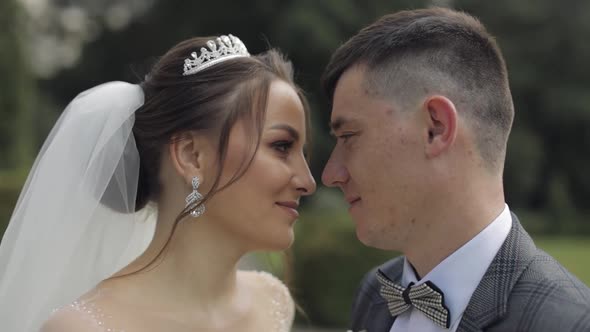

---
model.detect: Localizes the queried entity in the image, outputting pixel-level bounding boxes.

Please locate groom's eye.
[338,133,355,142]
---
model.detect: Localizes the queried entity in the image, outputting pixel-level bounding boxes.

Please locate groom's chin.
[354,221,397,250]
[353,218,374,246]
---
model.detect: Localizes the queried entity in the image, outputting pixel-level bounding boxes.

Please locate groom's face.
[322,65,427,250]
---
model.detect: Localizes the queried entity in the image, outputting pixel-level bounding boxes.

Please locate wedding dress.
[43,271,295,332]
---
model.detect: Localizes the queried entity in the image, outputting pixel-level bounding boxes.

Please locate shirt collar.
[401,204,512,327]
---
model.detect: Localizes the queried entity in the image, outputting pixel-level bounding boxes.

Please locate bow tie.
[376,269,450,329]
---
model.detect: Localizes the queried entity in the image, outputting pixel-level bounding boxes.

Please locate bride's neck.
[110,204,247,312]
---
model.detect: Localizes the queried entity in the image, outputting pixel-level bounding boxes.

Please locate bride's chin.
[258,231,295,252]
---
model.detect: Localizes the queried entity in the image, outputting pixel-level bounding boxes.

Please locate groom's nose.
[322,150,349,187]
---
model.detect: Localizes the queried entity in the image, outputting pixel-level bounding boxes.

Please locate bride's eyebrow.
[269,124,300,141]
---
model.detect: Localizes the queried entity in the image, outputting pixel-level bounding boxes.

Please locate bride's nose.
[294,158,316,196]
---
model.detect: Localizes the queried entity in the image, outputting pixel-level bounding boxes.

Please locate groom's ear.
[422,95,457,158]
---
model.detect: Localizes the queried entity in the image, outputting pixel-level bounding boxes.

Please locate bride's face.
[205,80,316,250]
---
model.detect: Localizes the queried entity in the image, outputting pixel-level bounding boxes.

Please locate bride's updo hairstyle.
[133,37,310,219]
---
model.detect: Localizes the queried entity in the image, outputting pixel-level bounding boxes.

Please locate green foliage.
[534,236,590,285]
[292,189,396,326]
[0,0,35,169]
[456,0,590,221]
[0,169,25,238]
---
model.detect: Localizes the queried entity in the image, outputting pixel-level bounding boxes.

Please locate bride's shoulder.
[239,270,295,327]
[239,270,293,301]
[40,300,105,332]
[41,289,123,332]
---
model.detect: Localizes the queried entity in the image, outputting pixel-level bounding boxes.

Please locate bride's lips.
[276,201,300,219]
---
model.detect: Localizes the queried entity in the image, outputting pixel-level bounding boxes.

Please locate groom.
[321,7,590,332]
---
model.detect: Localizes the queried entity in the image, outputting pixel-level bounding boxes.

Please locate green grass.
[534,236,590,286]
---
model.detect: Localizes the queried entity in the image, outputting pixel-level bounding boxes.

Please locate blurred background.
[1,0,589,329]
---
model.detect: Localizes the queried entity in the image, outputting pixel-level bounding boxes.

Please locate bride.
[0,34,316,331]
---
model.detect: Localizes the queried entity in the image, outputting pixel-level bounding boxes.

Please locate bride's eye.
[271,140,294,154]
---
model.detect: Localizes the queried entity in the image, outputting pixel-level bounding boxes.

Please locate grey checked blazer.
[349,213,590,332]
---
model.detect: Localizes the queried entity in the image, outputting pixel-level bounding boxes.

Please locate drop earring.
[185,176,205,218]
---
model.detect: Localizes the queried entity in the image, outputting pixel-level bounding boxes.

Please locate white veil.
[0,82,156,331]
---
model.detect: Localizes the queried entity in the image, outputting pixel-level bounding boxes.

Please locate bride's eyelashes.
[271,139,295,155]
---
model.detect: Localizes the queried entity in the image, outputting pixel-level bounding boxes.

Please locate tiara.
[182,34,250,76]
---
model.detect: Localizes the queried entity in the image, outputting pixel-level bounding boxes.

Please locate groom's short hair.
[322,7,514,171]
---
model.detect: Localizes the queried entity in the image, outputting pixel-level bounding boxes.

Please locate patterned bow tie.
[376,269,450,329]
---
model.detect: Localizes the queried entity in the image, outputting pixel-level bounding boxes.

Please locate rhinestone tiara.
[182,34,250,76]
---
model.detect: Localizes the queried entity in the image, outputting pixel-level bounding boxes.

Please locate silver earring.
[185,176,205,218]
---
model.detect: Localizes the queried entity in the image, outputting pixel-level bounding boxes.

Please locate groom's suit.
[350,214,590,332]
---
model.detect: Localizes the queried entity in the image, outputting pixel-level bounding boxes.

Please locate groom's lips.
[346,196,361,206]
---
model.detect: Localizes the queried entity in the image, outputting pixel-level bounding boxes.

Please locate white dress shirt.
[390,204,512,332]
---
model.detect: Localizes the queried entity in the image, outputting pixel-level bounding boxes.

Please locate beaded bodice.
[44,271,294,332]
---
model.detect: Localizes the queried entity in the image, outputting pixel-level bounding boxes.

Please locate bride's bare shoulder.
[239,269,294,326]
[40,301,103,332]
[40,287,120,332]
[240,270,292,298]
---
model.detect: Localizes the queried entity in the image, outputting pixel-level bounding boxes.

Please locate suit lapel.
[364,301,396,332]
[457,213,536,331]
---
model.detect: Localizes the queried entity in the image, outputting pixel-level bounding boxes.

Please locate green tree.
[0,0,34,169]
[457,0,590,231]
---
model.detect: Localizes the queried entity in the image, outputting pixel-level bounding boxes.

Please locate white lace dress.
[42,271,294,332]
